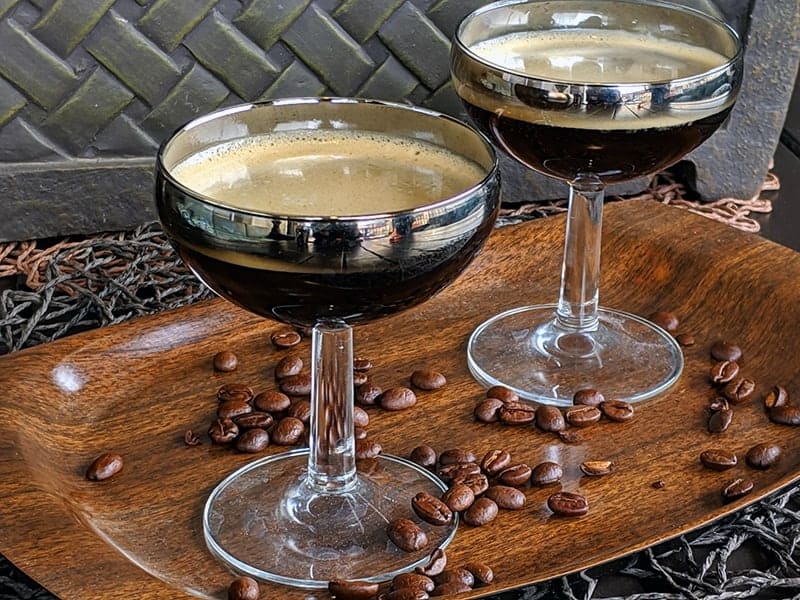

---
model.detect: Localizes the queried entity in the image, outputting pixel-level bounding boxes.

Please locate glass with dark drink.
[156,98,499,587]
[451,0,743,405]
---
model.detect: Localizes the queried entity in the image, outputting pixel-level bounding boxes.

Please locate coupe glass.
[155,98,499,587]
[451,0,743,405]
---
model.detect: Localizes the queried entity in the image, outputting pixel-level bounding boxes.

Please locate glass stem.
[306,319,357,493]
[555,173,605,331]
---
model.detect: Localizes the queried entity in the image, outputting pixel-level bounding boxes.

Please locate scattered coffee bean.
[438,462,481,483]
[328,579,380,600]
[228,576,259,600]
[463,497,498,526]
[354,426,368,440]
[415,548,447,577]
[353,371,369,387]
[411,369,447,391]
[721,477,753,503]
[355,383,383,406]
[355,438,382,460]
[353,357,373,372]
[722,377,755,403]
[498,401,537,424]
[580,460,615,477]
[709,397,730,412]
[536,405,566,432]
[676,333,695,347]
[600,399,635,422]
[465,562,494,586]
[271,416,304,445]
[217,383,253,403]
[280,373,312,396]
[769,404,800,425]
[699,449,738,471]
[651,479,666,489]
[745,443,781,469]
[410,445,437,469]
[353,405,369,428]
[412,492,453,526]
[530,461,562,486]
[708,408,733,433]
[217,398,253,419]
[498,463,532,487]
[480,449,512,475]
[711,340,742,362]
[236,428,270,453]
[392,572,435,593]
[271,328,302,348]
[209,418,239,444]
[649,311,679,332]
[213,350,238,372]
[547,491,589,516]
[565,405,601,427]
[287,399,311,423]
[486,385,518,403]
[380,387,417,411]
[86,452,123,481]
[433,568,474,588]
[441,483,475,512]
[253,390,291,413]
[183,429,201,446]
[452,472,489,496]
[473,397,505,423]
[387,518,428,552]
[275,355,303,379]
[438,448,475,465]
[710,360,740,385]
[764,385,789,410]
[381,589,429,600]
[233,412,273,430]
[484,485,526,510]
[558,430,580,444]
[573,388,604,407]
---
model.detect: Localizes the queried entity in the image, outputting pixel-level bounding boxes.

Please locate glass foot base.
[203,449,456,589]
[467,304,683,406]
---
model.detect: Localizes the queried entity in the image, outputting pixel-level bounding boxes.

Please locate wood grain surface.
[2,200,800,600]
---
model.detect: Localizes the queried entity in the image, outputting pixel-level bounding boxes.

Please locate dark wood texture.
[2,200,800,600]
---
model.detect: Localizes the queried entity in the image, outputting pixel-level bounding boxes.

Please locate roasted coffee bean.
[676,333,696,347]
[441,483,475,512]
[209,418,239,444]
[708,408,733,433]
[275,355,303,379]
[233,412,273,430]
[431,582,470,596]
[183,429,201,446]
[769,404,800,425]
[228,576,259,600]
[410,445,437,469]
[411,369,447,391]
[433,568,474,588]
[573,388,604,407]
[499,401,537,424]
[438,448,475,465]
[764,385,789,410]
[745,443,781,469]
[328,579,380,600]
[498,463,532,487]
[236,428,270,453]
[253,390,291,413]
[217,383,253,403]
[353,357,373,372]
[271,416,304,445]
[580,460,615,477]
[280,373,312,396]
[217,399,253,419]
[463,497,498,526]
[355,438,382,460]
[722,377,755,403]
[353,371,369,387]
[565,405,602,427]
[600,399,635,422]
[465,562,494,586]
[710,360,740,385]
[380,387,417,411]
[355,383,383,406]
[387,518,428,552]
[486,385,518,403]
[709,397,730,412]
[484,485,526,509]
[452,472,489,496]
[381,589,429,600]
[699,449,738,471]
[649,310,679,332]
[213,350,238,372]
[558,430,580,444]
[530,461,562,486]
[480,449,512,475]
[392,573,434,593]
[287,399,311,423]
[415,548,447,577]
[547,491,589,516]
[271,328,302,348]
[353,405,369,428]
[86,452,123,481]
[536,405,566,432]
[721,477,753,503]
[412,492,453,526]
[474,397,504,423]
[438,462,481,483]
[354,426,368,440]
[711,340,742,362]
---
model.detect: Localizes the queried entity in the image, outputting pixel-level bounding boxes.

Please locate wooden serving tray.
[2,200,800,600]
